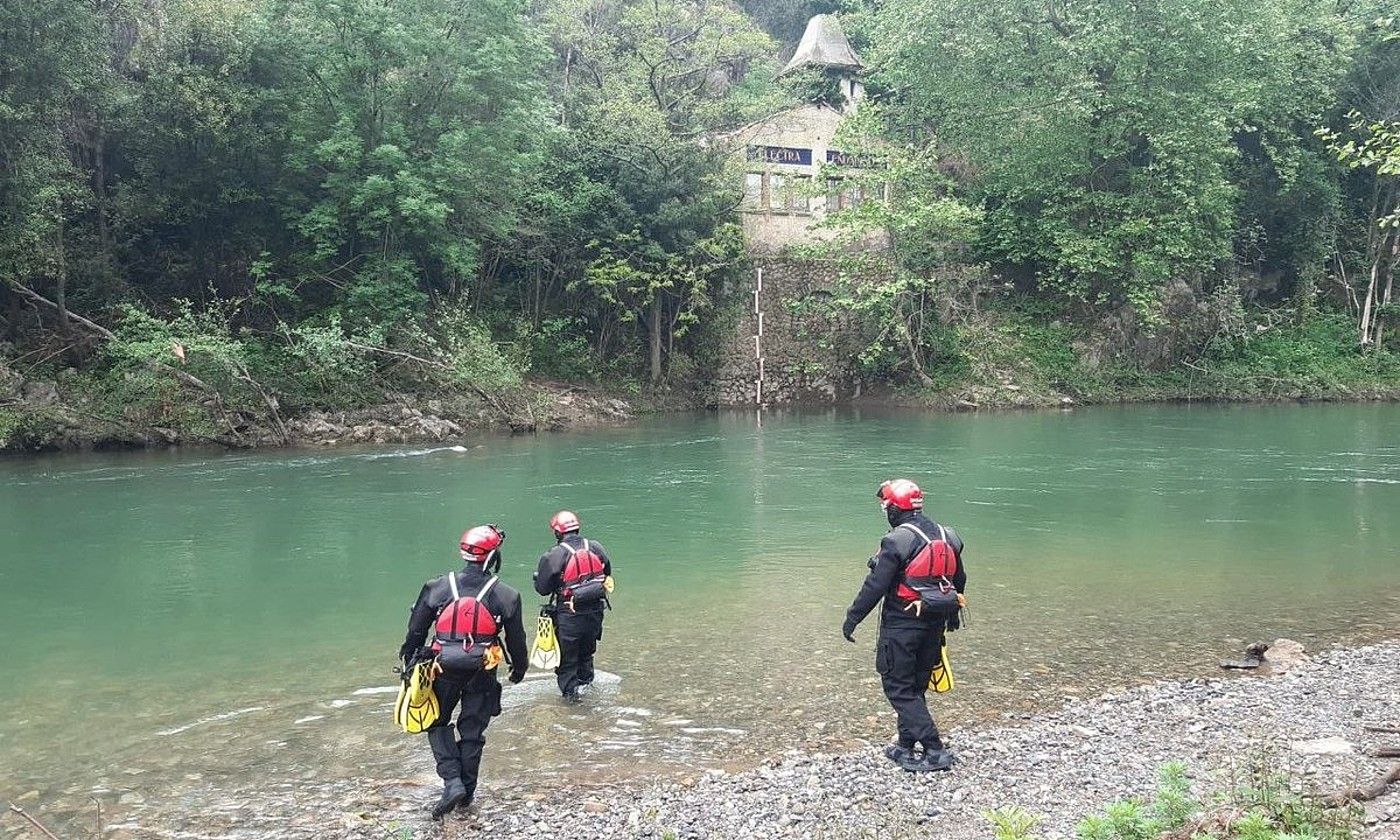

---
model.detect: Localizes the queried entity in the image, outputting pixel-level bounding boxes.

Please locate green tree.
[1320,16,1400,350]
[267,0,548,328]
[537,0,775,380]
[867,0,1358,319]
[0,0,111,337]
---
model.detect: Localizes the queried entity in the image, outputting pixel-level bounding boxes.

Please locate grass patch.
[985,760,1362,840]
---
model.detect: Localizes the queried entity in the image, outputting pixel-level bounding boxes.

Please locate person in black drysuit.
[842,479,966,772]
[399,525,528,818]
[534,510,612,701]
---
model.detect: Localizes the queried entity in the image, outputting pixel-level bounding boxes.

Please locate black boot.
[432,778,467,820]
[427,727,467,819]
[904,749,955,772]
[884,744,916,767]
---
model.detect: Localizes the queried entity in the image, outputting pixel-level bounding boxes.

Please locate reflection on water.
[2,403,1399,835]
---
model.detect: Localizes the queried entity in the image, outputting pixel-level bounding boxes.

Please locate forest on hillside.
[2,0,1398,447]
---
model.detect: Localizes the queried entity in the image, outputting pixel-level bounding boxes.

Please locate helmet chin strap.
[461,548,500,573]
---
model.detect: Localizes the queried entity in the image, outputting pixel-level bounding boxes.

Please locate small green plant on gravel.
[1223,749,1360,840]
[1077,799,1159,840]
[1152,761,1195,831]
[986,805,1043,840]
[989,759,1360,840]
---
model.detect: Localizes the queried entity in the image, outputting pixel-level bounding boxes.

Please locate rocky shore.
[418,641,1399,840]
[1,364,640,452]
[19,642,1398,840]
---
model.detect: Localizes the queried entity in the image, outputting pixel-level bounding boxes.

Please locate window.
[770,173,788,212]
[743,172,764,210]
[787,175,811,212]
[741,172,813,214]
[825,178,877,212]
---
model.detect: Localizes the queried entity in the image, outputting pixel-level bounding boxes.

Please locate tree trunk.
[649,295,662,382]
[93,125,112,273]
[902,312,934,387]
[2,285,13,340]
[1360,181,1385,347]
[1376,235,1397,351]
[561,45,574,128]
[1360,257,1379,347]
[54,202,71,337]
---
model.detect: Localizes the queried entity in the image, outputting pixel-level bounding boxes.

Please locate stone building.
[708,15,890,407]
[730,14,886,252]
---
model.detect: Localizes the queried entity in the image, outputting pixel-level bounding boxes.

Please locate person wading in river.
[399,524,528,818]
[842,479,966,772]
[534,510,614,702]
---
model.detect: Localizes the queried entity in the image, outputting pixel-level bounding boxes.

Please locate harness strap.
[475,575,499,603]
[897,522,946,545]
[447,571,460,601]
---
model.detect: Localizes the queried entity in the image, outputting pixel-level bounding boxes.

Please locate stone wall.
[706,256,887,406]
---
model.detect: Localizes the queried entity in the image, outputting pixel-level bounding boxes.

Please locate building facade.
[731,14,886,253]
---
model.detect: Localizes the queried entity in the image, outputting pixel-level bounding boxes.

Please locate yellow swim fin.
[929,644,955,694]
[530,611,560,670]
[394,660,440,734]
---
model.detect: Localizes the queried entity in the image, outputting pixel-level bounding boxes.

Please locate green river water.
[2,404,1399,833]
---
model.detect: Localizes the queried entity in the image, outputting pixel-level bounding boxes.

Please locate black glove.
[398,643,418,664]
[841,620,857,643]
[509,669,525,684]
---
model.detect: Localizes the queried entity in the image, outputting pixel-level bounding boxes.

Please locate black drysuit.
[844,508,966,752]
[534,534,613,698]
[400,564,528,804]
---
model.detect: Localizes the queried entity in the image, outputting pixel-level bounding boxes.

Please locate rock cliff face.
[707,256,875,406]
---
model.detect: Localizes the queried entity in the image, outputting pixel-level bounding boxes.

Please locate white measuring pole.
[753,267,765,406]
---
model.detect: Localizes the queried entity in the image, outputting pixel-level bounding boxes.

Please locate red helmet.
[459,524,505,562]
[876,479,924,511]
[549,510,581,536]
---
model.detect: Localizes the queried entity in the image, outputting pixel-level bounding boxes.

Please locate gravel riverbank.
[425,641,1400,840]
[63,642,1400,840]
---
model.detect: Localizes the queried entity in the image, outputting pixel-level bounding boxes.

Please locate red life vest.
[559,538,607,608]
[432,574,502,672]
[894,522,959,608]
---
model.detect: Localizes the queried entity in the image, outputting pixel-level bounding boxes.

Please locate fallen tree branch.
[1324,762,1400,806]
[6,282,254,442]
[341,340,512,416]
[1372,747,1400,759]
[8,282,117,341]
[1364,725,1400,735]
[342,340,443,369]
[6,803,63,840]
[233,361,287,445]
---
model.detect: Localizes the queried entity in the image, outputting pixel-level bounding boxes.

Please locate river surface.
[2,404,1399,834]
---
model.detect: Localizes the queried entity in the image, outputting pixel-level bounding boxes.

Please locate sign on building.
[747,145,813,166]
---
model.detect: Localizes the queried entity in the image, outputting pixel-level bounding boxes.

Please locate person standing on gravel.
[842,479,966,772]
[399,524,529,818]
[534,510,614,702]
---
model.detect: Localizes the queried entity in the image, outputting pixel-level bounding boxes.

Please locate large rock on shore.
[0,362,22,401]
[1263,637,1308,672]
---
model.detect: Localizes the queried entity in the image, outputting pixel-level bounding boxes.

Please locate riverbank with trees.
[3,0,1399,453]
